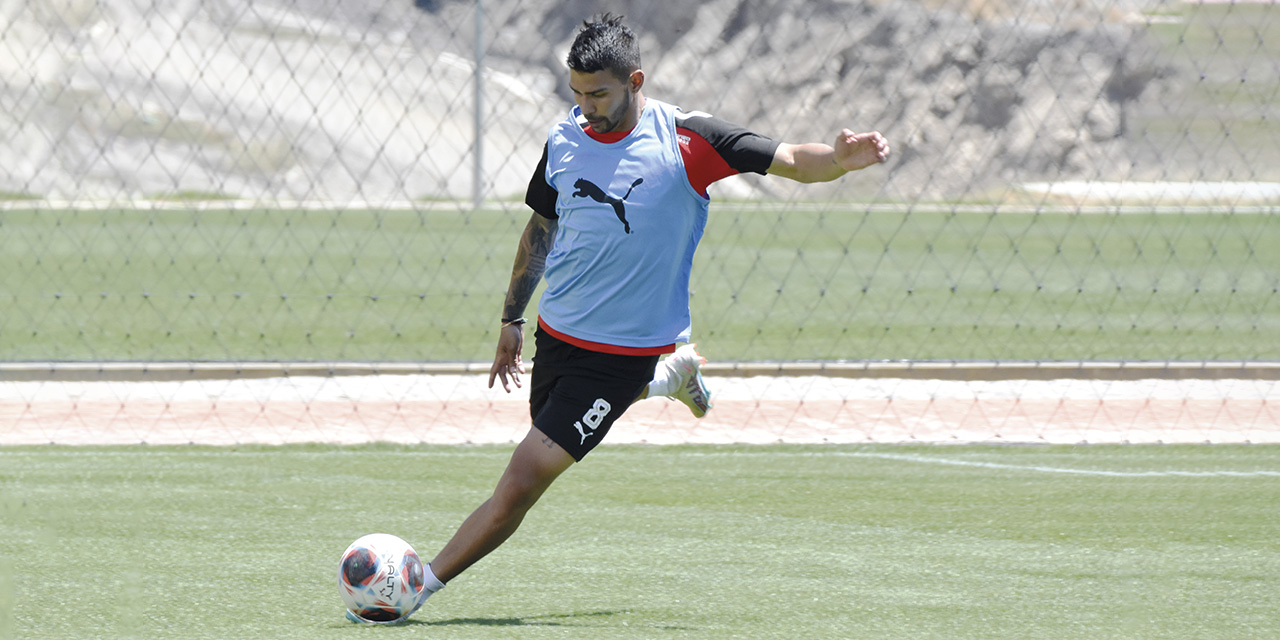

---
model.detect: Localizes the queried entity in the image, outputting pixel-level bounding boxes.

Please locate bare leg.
[429,427,574,583]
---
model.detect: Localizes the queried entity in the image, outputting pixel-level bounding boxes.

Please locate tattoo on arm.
[503,214,557,321]
[542,436,555,449]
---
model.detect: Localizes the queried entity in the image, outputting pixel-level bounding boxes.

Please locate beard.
[586,90,634,133]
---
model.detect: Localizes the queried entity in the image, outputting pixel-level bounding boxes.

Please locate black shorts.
[529,326,660,461]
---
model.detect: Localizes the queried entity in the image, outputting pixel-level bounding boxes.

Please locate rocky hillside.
[0,0,1195,203]
[471,0,1179,201]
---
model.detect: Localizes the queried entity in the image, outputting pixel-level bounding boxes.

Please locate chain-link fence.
[8,0,1280,201]
[2,0,1278,443]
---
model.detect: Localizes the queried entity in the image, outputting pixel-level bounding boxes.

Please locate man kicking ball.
[354,13,890,621]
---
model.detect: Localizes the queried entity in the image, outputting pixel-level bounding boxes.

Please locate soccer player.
[378,13,890,620]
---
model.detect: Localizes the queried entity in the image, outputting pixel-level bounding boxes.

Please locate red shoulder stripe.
[678,127,737,198]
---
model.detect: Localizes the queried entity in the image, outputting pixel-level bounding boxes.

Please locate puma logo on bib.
[572,178,644,234]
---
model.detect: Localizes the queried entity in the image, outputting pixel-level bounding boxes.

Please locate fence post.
[472,0,485,210]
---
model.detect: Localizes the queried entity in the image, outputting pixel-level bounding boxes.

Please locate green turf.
[2,443,1278,639]
[2,205,1278,363]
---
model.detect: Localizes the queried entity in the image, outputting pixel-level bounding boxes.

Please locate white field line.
[0,447,1274,479]
[830,451,1280,478]
[671,449,1280,477]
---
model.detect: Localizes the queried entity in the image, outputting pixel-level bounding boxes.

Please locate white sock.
[647,358,678,397]
[424,563,446,593]
[404,563,446,619]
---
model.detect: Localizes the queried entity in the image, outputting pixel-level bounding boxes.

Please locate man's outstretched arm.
[767,129,890,184]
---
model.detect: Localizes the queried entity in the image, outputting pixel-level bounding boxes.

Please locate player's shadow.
[415,609,691,631]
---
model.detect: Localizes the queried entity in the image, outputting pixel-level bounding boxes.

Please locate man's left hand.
[834,129,891,172]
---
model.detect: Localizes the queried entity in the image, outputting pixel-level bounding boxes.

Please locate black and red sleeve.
[524,143,559,219]
[676,112,780,196]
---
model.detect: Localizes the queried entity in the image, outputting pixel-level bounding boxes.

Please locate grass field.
[2,205,1278,363]
[3,443,1278,639]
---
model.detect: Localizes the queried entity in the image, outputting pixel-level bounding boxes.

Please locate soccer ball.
[337,533,426,624]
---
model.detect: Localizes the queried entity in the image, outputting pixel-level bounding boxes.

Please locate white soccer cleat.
[345,582,434,625]
[664,344,712,418]
[345,610,372,625]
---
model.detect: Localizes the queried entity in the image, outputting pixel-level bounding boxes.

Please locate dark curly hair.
[566,13,641,80]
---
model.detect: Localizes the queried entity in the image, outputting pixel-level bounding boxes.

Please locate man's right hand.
[488,324,526,392]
